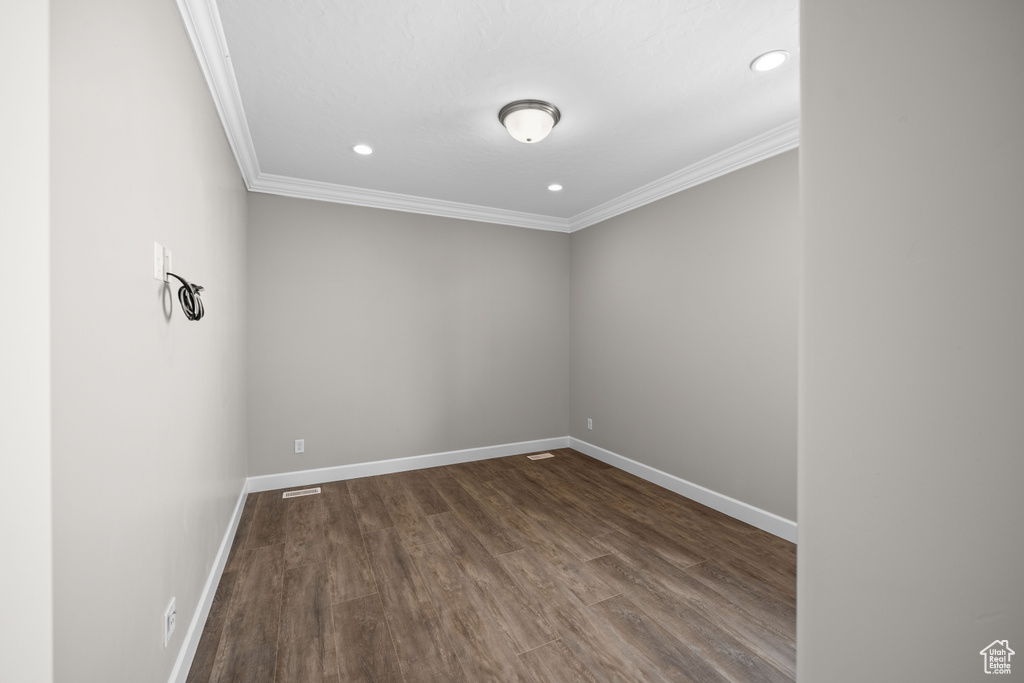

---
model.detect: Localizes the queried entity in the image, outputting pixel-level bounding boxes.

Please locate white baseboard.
[569,437,798,543]
[167,481,250,683]
[246,436,571,493]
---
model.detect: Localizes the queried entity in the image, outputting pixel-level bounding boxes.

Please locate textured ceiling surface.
[208,0,798,226]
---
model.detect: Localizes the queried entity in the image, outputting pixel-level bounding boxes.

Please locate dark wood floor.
[187,448,796,682]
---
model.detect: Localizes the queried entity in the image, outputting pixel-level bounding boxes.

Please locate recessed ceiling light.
[353,144,373,155]
[548,184,563,192]
[750,50,789,72]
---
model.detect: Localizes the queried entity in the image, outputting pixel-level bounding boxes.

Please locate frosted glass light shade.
[503,108,554,143]
[499,100,561,144]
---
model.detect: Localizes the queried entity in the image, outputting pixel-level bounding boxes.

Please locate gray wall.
[799,1,1024,680]
[49,0,249,679]
[0,3,53,681]
[247,194,570,476]
[570,151,799,521]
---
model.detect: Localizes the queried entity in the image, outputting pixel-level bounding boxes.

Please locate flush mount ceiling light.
[547,184,563,192]
[750,50,790,72]
[498,100,561,143]
[352,144,373,155]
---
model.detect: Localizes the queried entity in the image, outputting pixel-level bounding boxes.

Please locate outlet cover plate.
[164,597,176,647]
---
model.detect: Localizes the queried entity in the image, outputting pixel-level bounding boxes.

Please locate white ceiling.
[178,0,799,231]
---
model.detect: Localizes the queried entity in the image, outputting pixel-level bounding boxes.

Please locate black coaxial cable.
[166,272,205,321]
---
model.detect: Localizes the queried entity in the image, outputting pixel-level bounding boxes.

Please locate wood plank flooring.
[187,448,796,682]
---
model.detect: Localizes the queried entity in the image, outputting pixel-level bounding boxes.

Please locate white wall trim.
[174,0,261,186]
[176,0,798,234]
[247,437,571,493]
[167,481,249,683]
[250,174,573,233]
[569,437,798,543]
[566,120,800,232]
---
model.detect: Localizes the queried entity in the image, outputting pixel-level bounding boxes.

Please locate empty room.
[3,1,1022,682]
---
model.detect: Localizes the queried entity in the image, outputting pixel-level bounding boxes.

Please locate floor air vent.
[282,487,321,499]
[527,453,555,460]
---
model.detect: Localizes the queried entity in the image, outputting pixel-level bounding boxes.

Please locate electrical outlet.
[294,439,304,454]
[164,249,172,278]
[587,418,593,430]
[164,598,177,647]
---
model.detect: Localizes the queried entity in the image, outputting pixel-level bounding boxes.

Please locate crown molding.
[175,0,261,185]
[251,173,573,232]
[566,119,800,232]
[176,0,797,234]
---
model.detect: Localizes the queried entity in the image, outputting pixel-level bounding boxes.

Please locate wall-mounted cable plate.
[154,242,165,281]
[153,243,172,282]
